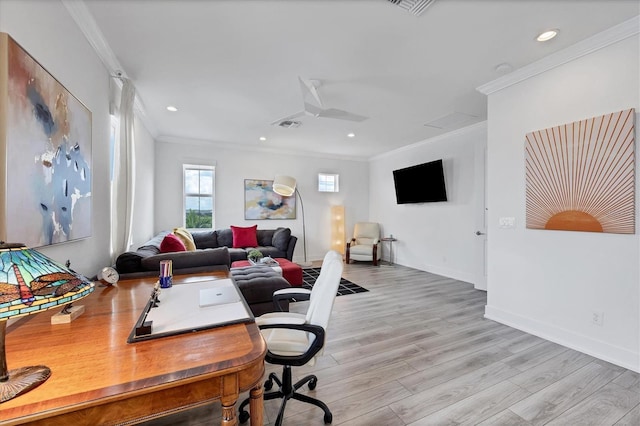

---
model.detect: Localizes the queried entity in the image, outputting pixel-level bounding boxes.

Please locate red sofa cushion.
[160,233,187,253]
[231,225,258,248]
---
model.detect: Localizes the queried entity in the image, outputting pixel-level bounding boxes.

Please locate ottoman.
[231,258,303,286]
[230,265,291,316]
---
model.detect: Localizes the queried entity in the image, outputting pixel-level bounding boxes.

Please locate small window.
[184,164,214,229]
[318,173,339,193]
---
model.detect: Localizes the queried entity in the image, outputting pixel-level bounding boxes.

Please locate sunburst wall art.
[525,108,635,234]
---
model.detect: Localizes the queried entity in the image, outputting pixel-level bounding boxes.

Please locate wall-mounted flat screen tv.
[393,159,447,204]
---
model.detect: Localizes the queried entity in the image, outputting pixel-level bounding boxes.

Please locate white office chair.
[345,222,381,266]
[239,250,343,425]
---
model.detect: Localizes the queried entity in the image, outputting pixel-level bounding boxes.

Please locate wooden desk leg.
[249,383,264,426]
[221,374,239,426]
[221,397,237,426]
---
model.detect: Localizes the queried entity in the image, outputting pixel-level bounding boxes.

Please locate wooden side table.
[381,236,397,265]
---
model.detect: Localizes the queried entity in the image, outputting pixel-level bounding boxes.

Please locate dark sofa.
[115,227,297,277]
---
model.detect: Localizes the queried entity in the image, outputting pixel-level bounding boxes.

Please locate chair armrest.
[273,288,311,311]
[273,288,311,298]
[259,323,325,366]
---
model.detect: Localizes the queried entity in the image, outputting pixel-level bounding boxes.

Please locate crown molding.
[477,15,640,95]
[62,0,121,73]
[157,135,370,162]
[62,0,158,137]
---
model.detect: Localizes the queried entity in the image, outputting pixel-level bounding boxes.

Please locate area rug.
[301,268,368,296]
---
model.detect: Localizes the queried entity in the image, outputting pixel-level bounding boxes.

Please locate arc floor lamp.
[272,175,312,267]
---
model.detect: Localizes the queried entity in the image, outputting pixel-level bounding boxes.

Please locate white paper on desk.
[146,278,251,335]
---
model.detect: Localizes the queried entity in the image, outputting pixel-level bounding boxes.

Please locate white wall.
[154,139,369,263]
[0,0,112,277]
[369,122,487,286]
[484,34,639,371]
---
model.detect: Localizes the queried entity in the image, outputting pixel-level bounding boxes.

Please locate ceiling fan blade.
[316,108,368,122]
[298,76,323,108]
[270,110,306,126]
[303,102,324,117]
[284,77,367,123]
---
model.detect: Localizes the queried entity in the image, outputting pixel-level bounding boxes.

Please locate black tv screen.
[393,159,447,204]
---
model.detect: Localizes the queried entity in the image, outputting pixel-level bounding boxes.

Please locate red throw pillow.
[231,225,258,248]
[160,233,187,253]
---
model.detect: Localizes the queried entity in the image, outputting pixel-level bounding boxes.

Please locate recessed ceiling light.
[347,132,355,138]
[259,136,267,141]
[536,29,558,42]
[495,63,513,73]
[166,106,178,112]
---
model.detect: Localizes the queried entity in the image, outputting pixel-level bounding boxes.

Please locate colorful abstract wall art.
[525,108,635,234]
[0,33,92,247]
[244,179,296,220]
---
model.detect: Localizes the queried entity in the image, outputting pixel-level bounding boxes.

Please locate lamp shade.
[0,244,94,320]
[272,175,311,266]
[272,175,296,197]
[331,205,345,255]
[0,243,95,402]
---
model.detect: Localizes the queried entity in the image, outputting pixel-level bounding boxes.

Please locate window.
[318,173,339,192]
[184,165,214,229]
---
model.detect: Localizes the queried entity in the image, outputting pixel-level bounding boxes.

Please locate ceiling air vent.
[424,111,478,129]
[387,0,435,16]
[276,120,301,128]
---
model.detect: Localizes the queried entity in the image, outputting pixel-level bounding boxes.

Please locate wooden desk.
[0,272,266,426]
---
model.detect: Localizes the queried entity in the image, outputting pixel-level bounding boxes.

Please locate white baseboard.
[413,263,476,287]
[389,260,483,290]
[485,305,639,372]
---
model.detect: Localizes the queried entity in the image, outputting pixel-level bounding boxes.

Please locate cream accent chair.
[345,222,381,266]
[238,250,343,425]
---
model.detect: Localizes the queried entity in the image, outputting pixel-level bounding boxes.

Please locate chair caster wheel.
[239,410,250,424]
[308,377,317,390]
[324,412,333,423]
[264,379,273,391]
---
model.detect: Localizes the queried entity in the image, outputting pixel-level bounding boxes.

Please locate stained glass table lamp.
[0,243,95,403]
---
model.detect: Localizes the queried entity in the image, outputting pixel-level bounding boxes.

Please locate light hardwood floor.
[144,262,640,426]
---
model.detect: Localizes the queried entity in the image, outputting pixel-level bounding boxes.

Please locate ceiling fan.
[271,77,368,126]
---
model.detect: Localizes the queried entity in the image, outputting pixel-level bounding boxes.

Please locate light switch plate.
[499,217,516,228]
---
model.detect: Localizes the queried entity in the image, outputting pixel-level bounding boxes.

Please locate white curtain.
[111,78,136,261]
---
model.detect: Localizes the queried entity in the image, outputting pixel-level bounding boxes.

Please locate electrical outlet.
[592,310,604,326]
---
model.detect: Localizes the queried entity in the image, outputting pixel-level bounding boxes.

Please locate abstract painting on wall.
[0,33,92,247]
[525,108,635,234]
[244,179,296,220]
